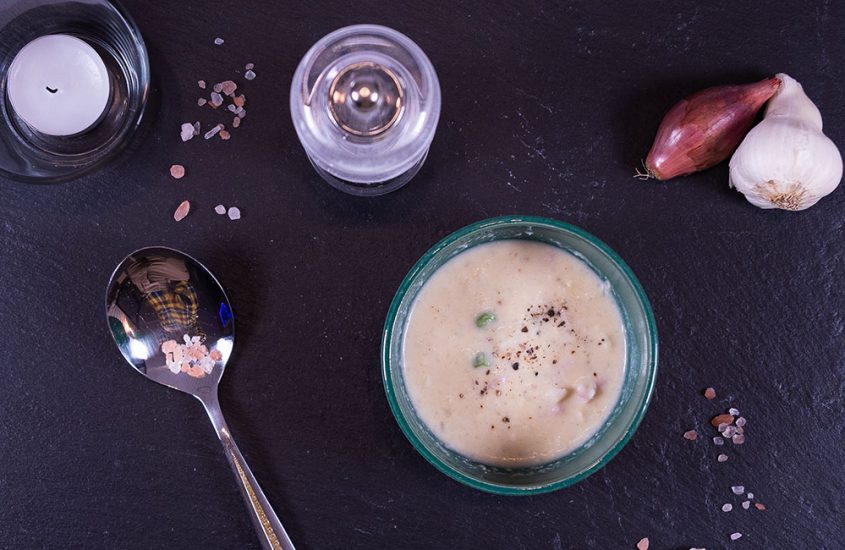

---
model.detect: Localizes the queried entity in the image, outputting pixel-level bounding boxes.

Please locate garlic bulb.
[729,73,842,210]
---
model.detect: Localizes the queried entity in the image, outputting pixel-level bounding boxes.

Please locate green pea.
[475,311,496,328]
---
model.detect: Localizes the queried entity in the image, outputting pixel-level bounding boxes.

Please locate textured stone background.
[1,1,843,548]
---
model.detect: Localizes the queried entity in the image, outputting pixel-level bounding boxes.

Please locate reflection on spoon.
[106,246,295,550]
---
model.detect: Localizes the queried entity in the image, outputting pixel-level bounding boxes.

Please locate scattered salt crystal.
[221,80,237,96]
[245,62,254,70]
[173,200,190,221]
[227,206,241,220]
[736,417,746,427]
[214,37,224,45]
[180,123,194,142]
[723,425,737,438]
[192,122,200,136]
[722,503,732,512]
[713,436,724,446]
[728,407,740,416]
[245,69,256,80]
[735,426,744,435]
[731,485,745,495]
[717,423,728,433]
[237,108,246,119]
[213,82,223,93]
[234,95,246,107]
[636,537,649,550]
[704,387,716,400]
[228,104,238,113]
[214,204,226,215]
[742,501,750,510]
[232,117,241,128]
[204,124,222,140]
[210,92,224,107]
[198,80,206,89]
[754,503,766,510]
[169,164,185,179]
[717,454,728,462]
[219,130,231,140]
[198,98,207,106]
[683,429,697,441]
[732,433,745,445]
[730,533,742,541]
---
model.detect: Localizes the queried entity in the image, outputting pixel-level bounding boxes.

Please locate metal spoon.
[105,246,294,550]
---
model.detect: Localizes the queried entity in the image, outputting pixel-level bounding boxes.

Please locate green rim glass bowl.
[381,215,658,495]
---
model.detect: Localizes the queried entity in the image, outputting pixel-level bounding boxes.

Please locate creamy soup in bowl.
[403,240,626,468]
[382,216,657,494]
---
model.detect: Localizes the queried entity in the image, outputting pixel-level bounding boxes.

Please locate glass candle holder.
[290,24,441,196]
[0,0,150,183]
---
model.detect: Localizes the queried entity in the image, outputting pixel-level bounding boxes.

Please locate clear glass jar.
[290,24,441,196]
[0,0,150,183]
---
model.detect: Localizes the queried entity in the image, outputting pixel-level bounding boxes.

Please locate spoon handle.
[201,394,295,550]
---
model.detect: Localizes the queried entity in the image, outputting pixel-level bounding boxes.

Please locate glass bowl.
[381,215,658,495]
[0,0,150,183]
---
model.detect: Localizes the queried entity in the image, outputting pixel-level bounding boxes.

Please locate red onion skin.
[645,77,781,180]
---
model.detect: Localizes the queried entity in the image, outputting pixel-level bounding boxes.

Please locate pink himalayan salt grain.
[220,80,237,96]
[198,98,207,106]
[704,387,716,400]
[245,62,254,70]
[204,124,223,140]
[219,130,231,140]
[717,454,728,462]
[232,116,241,128]
[214,205,226,215]
[180,123,194,142]
[173,200,190,221]
[198,80,206,89]
[683,430,697,441]
[234,94,246,107]
[169,164,185,179]
[636,538,649,550]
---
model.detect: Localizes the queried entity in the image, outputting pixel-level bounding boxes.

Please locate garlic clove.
[729,73,842,211]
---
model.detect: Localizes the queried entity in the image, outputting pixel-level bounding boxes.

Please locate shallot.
[640,77,781,180]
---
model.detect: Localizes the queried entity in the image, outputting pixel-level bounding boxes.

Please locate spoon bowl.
[106,246,294,550]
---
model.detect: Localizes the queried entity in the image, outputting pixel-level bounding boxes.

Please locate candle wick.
[46,86,58,94]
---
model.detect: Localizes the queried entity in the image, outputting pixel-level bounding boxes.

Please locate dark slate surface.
[1,1,843,548]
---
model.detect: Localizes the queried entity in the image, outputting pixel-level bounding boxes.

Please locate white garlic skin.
[729,73,842,210]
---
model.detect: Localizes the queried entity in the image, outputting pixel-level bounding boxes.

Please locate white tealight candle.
[7,34,111,136]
